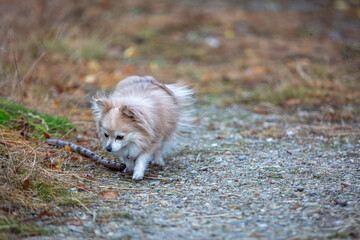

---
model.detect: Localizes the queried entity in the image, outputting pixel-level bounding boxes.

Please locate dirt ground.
[0,0,360,239]
[25,104,360,239]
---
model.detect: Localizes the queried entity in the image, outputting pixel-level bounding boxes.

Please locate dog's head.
[91,96,153,153]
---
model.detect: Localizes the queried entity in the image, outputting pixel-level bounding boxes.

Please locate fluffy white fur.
[91,76,194,180]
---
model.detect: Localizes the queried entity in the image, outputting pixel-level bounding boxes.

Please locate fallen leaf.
[252,109,269,115]
[285,99,300,105]
[23,179,30,190]
[290,203,300,210]
[66,218,83,226]
[150,61,159,71]
[50,166,62,171]
[224,29,235,39]
[100,190,120,199]
[250,233,265,238]
[87,60,101,72]
[43,131,50,139]
[76,182,86,191]
[83,74,97,84]
[28,232,41,237]
[64,145,72,152]
[54,100,61,108]
[37,210,49,218]
[124,65,134,75]
[123,46,139,59]
[102,172,113,178]
[76,140,90,145]
[335,0,348,10]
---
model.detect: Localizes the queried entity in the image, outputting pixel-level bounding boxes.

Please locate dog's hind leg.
[124,158,134,173]
[154,144,165,166]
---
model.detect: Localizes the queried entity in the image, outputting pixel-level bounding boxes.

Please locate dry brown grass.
[0,126,76,210]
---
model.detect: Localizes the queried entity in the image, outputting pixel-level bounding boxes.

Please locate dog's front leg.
[132,152,151,180]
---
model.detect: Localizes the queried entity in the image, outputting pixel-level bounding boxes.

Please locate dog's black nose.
[106,146,112,152]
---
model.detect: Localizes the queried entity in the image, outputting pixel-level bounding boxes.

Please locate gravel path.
[26,104,360,239]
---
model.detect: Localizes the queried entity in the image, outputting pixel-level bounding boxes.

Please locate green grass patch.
[0,98,74,139]
[119,213,133,219]
[312,174,322,179]
[31,182,82,207]
[0,216,48,239]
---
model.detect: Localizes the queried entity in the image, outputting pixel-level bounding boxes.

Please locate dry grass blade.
[0,126,80,211]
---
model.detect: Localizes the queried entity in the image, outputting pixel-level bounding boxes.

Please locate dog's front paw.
[132,171,144,180]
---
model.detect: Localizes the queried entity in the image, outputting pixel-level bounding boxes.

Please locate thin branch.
[46,139,126,171]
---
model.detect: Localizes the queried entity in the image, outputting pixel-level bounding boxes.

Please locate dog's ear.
[122,105,136,119]
[121,105,154,136]
[91,96,112,116]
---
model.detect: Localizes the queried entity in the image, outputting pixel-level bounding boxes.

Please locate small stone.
[150,181,160,186]
[94,229,101,236]
[238,155,246,161]
[335,199,348,207]
[205,37,220,48]
[76,134,84,140]
[296,187,304,192]
[286,130,294,136]
[341,182,351,187]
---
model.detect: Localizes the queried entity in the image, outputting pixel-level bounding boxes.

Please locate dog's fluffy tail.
[166,84,195,134]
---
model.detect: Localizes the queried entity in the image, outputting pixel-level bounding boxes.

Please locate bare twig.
[46,139,126,171]
[151,194,168,207]
[195,153,201,162]
[295,61,311,82]
[22,51,46,83]
[12,50,25,121]
[72,197,93,216]
[188,213,243,219]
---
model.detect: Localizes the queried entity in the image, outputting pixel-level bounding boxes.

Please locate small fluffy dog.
[91,76,194,180]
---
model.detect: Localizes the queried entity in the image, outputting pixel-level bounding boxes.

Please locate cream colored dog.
[92,76,194,180]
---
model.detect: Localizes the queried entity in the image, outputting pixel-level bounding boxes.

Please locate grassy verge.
[0,98,74,139]
[0,102,80,238]
[0,216,48,240]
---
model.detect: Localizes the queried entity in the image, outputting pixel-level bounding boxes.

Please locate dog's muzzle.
[106,145,112,152]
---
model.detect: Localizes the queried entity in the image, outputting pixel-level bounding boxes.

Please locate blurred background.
[0,0,359,122]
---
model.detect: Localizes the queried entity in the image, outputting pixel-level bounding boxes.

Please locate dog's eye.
[104,133,109,138]
[116,135,124,140]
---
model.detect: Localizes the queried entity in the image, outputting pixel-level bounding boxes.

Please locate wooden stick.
[46,139,126,171]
